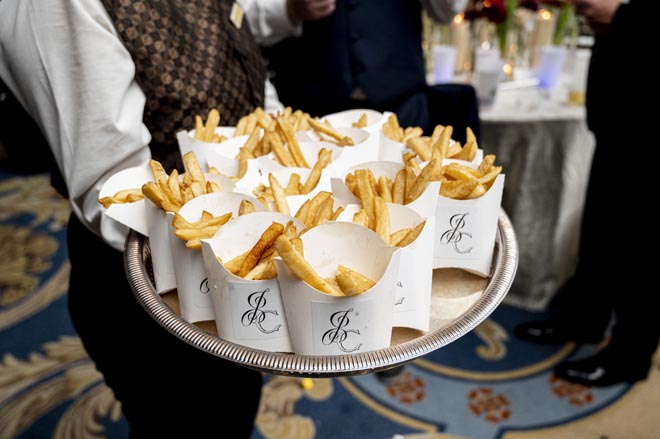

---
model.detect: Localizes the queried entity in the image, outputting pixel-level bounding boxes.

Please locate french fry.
[277,118,310,168]
[290,237,304,255]
[397,221,426,247]
[355,169,376,229]
[401,126,423,143]
[98,189,144,208]
[307,117,355,146]
[374,196,390,245]
[478,154,497,175]
[238,222,285,278]
[304,191,332,226]
[256,196,270,211]
[268,173,290,215]
[194,115,205,140]
[439,179,479,199]
[268,130,297,167]
[235,115,248,137]
[274,235,344,296]
[141,182,180,212]
[182,151,206,191]
[285,173,301,195]
[390,227,412,247]
[331,206,344,221]
[244,259,276,280]
[392,169,406,204]
[336,265,375,296]
[294,199,311,225]
[311,197,334,227]
[238,199,256,216]
[223,251,249,274]
[352,113,367,128]
[407,136,432,162]
[352,209,368,228]
[301,148,331,194]
[203,109,220,142]
[174,226,223,242]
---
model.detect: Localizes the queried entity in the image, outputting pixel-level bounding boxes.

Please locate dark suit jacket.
[262,0,427,114]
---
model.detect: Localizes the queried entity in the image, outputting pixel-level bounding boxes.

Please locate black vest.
[263,0,426,116]
[100,0,267,171]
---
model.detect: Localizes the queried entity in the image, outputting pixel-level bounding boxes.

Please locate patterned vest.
[100,0,266,170]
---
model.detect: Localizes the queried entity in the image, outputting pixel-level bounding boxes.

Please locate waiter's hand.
[573,0,620,33]
[286,0,336,26]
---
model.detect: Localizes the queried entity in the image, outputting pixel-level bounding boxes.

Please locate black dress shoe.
[513,320,603,345]
[554,350,651,387]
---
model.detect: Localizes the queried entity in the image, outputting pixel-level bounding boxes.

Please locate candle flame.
[453,13,464,24]
[503,63,513,77]
[540,9,552,20]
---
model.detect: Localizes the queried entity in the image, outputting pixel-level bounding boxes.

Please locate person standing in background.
[260,0,480,144]
[0,0,323,436]
[514,0,659,387]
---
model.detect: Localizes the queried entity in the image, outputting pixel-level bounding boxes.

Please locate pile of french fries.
[218,221,298,281]
[171,199,256,250]
[350,196,426,247]
[253,147,332,202]
[274,234,375,297]
[194,109,227,143]
[381,114,424,144]
[140,151,221,213]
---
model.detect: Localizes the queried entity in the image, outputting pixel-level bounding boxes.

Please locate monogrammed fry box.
[275,222,401,356]
[168,192,265,323]
[145,200,177,294]
[201,212,304,352]
[98,161,152,237]
[176,127,236,168]
[432,165,505,276]
[330,161,440,218]
[321,109,389,133]
[146,172,235,295]
[336,204,435,332]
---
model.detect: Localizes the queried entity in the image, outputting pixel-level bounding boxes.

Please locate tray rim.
[124,209,518,377]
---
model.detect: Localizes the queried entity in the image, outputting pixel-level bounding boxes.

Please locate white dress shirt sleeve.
[0,0,152,250]
[241,0,302,47]
[422,0,469,23]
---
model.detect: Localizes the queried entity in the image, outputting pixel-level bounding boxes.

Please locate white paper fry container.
[176,127,236,168]
[201,212,303,352]
[98,162,152,237]
[275,222,401,356]
[145,201,177,294]
[433,174,505,276]
[334,204,435,332]
[169,192,265,323]
[386,204,435,331]
[321,109,387,133]
[330,161,440,218]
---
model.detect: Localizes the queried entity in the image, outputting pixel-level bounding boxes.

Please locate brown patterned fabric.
[100,0,266,171]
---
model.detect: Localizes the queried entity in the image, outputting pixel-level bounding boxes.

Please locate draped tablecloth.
[479,84,595,310]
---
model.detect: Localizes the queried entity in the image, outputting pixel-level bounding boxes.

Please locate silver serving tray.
[124,210,517,377]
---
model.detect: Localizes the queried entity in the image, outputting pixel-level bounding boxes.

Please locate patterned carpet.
[1,167,659,439]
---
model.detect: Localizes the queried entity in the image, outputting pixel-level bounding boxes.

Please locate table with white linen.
[478,80,595,310]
